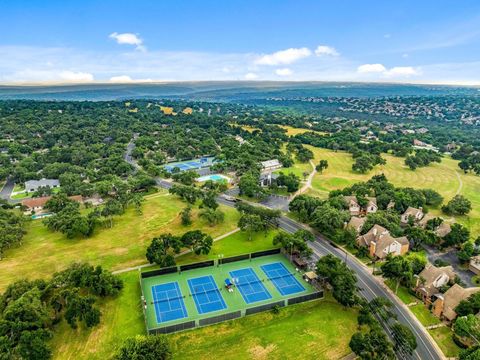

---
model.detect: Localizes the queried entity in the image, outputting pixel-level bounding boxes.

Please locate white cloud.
[109,75,153,83]
[255,47,311,66]
[59,71,94,82]
[315,45,339,57]
[275,68,293,76]
[357,63,387,73]
[402,53,409,58]
[244,72,258,80]
[109,32,145,51]
[385,66,420,77]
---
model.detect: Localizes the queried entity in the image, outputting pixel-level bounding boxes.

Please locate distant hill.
[0,81,478,101]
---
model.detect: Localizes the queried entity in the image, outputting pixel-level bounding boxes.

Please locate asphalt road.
[0,177,15,202]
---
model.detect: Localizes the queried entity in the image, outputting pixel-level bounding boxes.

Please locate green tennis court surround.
[140,251,323,334]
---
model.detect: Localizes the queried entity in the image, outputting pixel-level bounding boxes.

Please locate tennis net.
[151,294,185,304]
[190,286,221,298]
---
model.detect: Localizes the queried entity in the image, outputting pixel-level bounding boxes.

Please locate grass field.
[141,254,315,331]
[279,125,328,137]
[428,327,461,358]
[409,304,441,327]
[0,190,240,291]
[169,294,357,360]
[299,146,480,237]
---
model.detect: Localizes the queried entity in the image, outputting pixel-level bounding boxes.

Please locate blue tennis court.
[229,268,272,304]
[187,275,227,314]
[164,157,213,172]
[261,262,306,296]
[151,282,188,323]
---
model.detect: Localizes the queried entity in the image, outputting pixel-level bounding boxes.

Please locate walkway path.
[454,170,463,195]
[112,228,240,275]
[294,160,316,197]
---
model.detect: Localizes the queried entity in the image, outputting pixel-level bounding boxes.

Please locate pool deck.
[141,254,316,332]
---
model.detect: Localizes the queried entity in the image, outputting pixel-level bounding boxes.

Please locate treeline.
[0,263,122,359]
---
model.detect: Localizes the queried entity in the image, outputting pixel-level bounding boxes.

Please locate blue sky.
[1,0,480,84]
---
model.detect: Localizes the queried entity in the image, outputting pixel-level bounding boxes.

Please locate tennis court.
[188,275,227,314]
[140,253,321,333]
[164,157,214,172]
[151,282,189,323]
[229,267,272,304]
[261,262,306,296]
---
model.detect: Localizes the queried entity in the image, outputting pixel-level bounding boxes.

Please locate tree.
[275,172,300,193]
[146,234,182,266]
[454,315,480,345]
[349,328,395,360]
[200,190,219,210]
[238,171,264,198]
[101,199,124,228]
[458,242,475,263]
[199,208,225,226]
[317,255,359,307]
[391,322,417,354]
[459,346,480,360]
[289,195,323,222]
[172,170,198,186]
[114,335,172,360]
[381,255,413,293]
[272,231,313,258]
[181,230,213,255]
[169,184,202,204]
[456,292,480,317]
[444,223,470,248]
[180,206,192,226]
[443,195,472,216]
[315,159,329,173]
[311,203,350,235]
[238,213,264,240]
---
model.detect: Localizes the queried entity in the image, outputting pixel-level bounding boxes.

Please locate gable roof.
[417,264,456,297]
[347,216,366,232]
[435,222,452,238]
[402,206,423,218]
[358,224,390,247]
[442,284,480,321]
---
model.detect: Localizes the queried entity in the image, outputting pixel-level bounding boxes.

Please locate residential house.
[434,222,452,238]
[413,139,428,147]
[260,159,282,173]
[469,255,480,275]
[401,207,424,225]
[22,195,83,213]
[357,224,409,259]
[347,216,366,234]
[432,284,480,322]
[418,213,434,228]
[344,196,377,216]
[414,264,456,305]
[24,178,60,192]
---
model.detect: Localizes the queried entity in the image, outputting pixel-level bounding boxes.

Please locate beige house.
[401,206,424,225]
[414,264,456,305]
[469,255,480,275]
[347,216,366,234]
[435,222,452,238]
[432,284,480,322]
[22,195,83,213]
[357,224,409,259]
[344,196,377,216]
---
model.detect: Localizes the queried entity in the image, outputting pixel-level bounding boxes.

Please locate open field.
[169,294,357,360]
[301,146,480,237]
[279,125,328,137]
[0,190,240,291]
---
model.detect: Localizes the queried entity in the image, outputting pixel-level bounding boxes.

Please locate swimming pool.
[196,174,230,183]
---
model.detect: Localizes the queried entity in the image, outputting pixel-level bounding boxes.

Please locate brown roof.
[22,195,83,209]
[417,264,456,297]
[435,222,452,238]
[347,216,366,232]
[418,214,434,228]
[357,224,408,258]
[442,284,480,321]
[402,206,423,218]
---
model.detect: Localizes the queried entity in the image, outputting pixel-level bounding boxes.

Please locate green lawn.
[409,304,441,327]
[428,327,462,358]
[384,280,418,305]
[0,190,240,291]
[177,230,280,265]
[169,295,357,360]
